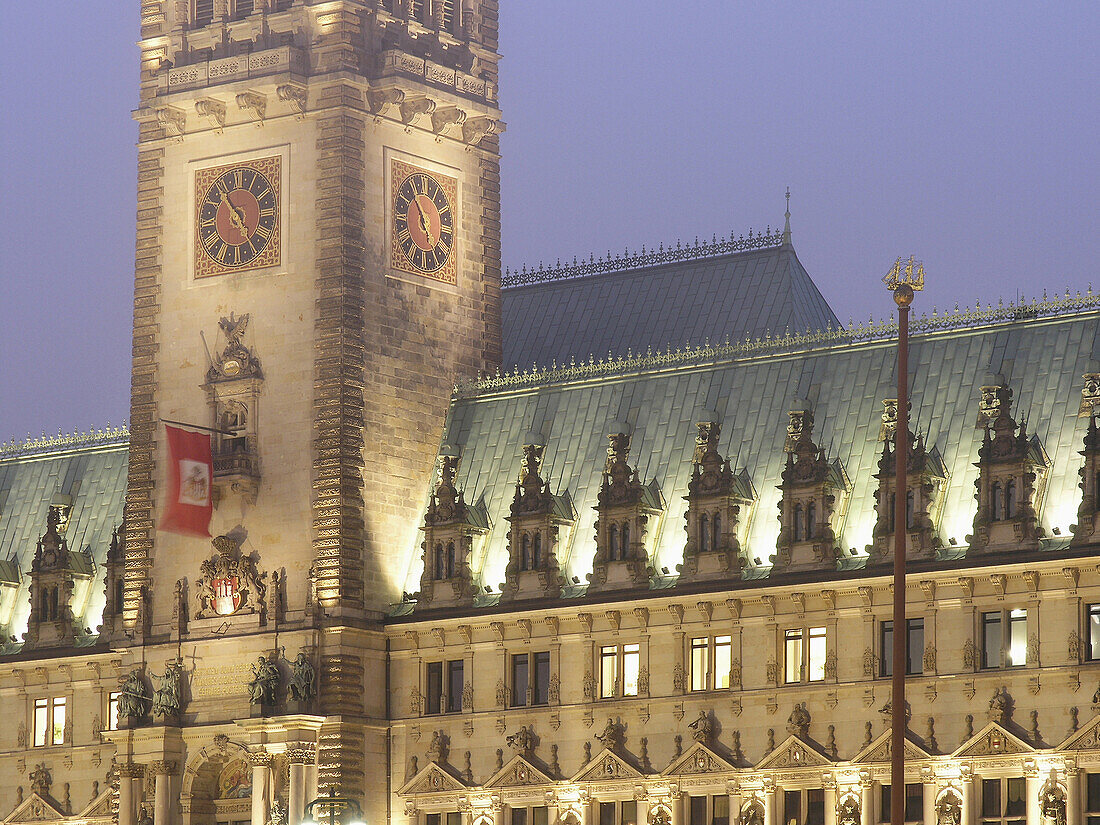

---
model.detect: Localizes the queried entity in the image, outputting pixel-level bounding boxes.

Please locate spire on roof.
[782,187,792,246]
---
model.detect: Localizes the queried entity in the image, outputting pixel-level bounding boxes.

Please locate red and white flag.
[160,424,213,537]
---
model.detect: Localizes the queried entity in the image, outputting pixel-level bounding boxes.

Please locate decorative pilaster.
[248,752,272,825]
[149,761,177,825]
[287,747,316,825]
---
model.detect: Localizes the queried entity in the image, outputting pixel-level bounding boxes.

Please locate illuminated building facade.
[2,5,1100,825]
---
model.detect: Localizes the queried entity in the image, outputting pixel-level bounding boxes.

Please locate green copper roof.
[401,305,1100,600]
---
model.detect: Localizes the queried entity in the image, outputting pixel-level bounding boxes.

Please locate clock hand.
[220,191,250,239]
[412,194,434,245]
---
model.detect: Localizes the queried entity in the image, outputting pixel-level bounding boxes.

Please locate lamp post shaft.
[891,301,910,825]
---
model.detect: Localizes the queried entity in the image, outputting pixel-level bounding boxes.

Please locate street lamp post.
[883,256,924,825]
[302,788,366,825]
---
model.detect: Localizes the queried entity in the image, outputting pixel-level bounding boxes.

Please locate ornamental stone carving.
[867,424,946,565]
[118,670,151,722]
[988,686,1014,723]
[417,452,487,610]
[195,536,267,619]
[594,717,625,753]
[29,763,51,798]
[688,710,713,745]
[936,792,962,825]
[505,725,536,757]
[151,661,183,720]
[288,651,316,705]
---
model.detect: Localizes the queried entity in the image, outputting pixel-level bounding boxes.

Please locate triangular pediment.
[952,721,1034,758]
[755,734,833,770]
[851,730,932,764]
[662,742,735,777]
[4,793,66,824]
[76,790,114,820]
[1058,712,1100,751]
[485,754,554,789]
[572,748,644,782]
[397,762,467,796]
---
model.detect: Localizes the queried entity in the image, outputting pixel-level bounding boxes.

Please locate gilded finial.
[883,255,925,306]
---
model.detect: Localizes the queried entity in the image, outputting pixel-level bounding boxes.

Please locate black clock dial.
[393,172,454,273]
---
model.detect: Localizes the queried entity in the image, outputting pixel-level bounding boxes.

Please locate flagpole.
[159,417,234,436]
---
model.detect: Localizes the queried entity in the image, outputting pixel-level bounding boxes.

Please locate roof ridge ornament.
[782,187,792,246]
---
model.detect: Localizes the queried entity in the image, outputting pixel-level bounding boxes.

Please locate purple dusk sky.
[0,3,1097,443]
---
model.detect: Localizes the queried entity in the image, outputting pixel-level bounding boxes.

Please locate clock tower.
[121,0,502,812]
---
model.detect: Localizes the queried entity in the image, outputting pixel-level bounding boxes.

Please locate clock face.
[390,160,458,284]
[194,156,281,278]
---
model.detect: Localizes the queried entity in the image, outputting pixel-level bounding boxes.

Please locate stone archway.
[181,739,252,825]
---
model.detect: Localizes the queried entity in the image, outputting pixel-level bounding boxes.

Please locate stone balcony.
[375,49,496,104]
[161,46,308,94]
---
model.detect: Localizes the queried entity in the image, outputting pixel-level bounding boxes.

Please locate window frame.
[981,609,1028,669]
[32,695,67,747]
[878,783,924,825]
[598,642,642,699]
[690,634,733,692]
[424,658,464,715]
[782,788,826,825]
[1087,604,1100,661]
[509,650,551,707]
[980,777,1026,825]
[784,625,827,684]
[688,794,731,825]
[597,800,639,825]
[880,618,925,677]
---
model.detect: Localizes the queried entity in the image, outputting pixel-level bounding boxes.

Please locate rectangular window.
[691,638,708,691]
[1085,773,1100,825]
[194,0,215,27]
[806,789,825,825]
[513,809,528,825]
[533,652,551,705]
[600,802,615,825]
[33,698,48,747]
[427,815,440,825]
[623,643,640,696]
[533,808,548,825]
[108,691,121,732]
[447,815,462,825]
[785,629,803,683]
[426,662,443,714]
[1007,609,1027,667]
[511,653,529,707]
[880,784,924,824]
[785,791,802,825]
[1088,604,1100,661]
[600,646,617,699]
[621,802,638,825]
[713,795,730,825]
[807,626,827,681]
[982,612,1003,669]
[714,635,732,689]
[691,796,707,825]
[446,660,464,713]
[881,619,925,677]
[52,697,66,745]
[982,778,1025,825]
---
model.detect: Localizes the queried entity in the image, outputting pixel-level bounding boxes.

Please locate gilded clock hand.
[412,194,434,246]
[220,191,250,239]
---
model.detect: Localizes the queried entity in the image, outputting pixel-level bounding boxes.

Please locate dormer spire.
[783,187,792,246]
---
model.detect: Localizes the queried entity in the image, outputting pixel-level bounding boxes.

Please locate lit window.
[880,618,924,677]
[690,635,732,691]
[982,609,1027,668]
[32,696,66,747]
[1088,604,1100,661]
[785,629,803,683]
[599,643,641,698]
[785,627,826,683]
[108,692,121,732]
[807,626,827,681]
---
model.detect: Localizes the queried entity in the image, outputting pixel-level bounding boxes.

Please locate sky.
[0,2,1097,443]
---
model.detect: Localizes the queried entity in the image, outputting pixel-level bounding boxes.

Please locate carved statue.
[137,805,153,825]
[248,655,280,706]
[688,710,712,744]
[595,717,625,752]
[786,702,811,737]
[288,652,316,704]
[741,801,765,825]
[1040,772,1067,825]
[29,763,51,798]
[151,661,182,718]
[268,799,288,825]
[426,730,448,763]
[506,724,535,756]
[988,685,1013,723]
[650,807,672,825]
[936,793,962,825]
[838,797,860,825]
[117,670,150,720]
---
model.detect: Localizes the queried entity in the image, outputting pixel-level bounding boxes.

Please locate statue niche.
[968,382,1049,554]
[678,420,755,583]
[204,313,263,504]
[773,407,850,573]
[194,535,267,622]
[587,430,664,594]
[500,443,574,602]
[868,401,947,565]
[416,451,489,610]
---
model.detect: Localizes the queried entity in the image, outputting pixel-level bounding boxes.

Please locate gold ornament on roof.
[884,255,926,307]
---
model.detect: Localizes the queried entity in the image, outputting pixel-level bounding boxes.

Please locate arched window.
[806,500,817,539]
[433,542,445,579]
[532,532,542,568]
[905,489,915,530]
[992,481,1004,521]
[520,532,531,570]
[609,524,619,561]
[698,514,709,552]
[445,541,456,579]
[793,503,804,541]
[1005,480,1017,519]
[711,512,722,553]
[620,521,630,557]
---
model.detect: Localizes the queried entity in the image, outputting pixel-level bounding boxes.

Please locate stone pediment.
[572,748,645,783]
[755,735,833,770]
[952,721,1034,758]
[4,793,67,823]
[662,742,735,777]
[397,762,467,796]
[1055,713,1100,751]
[851,730,932,764]
[76,790,114,820]
[485,754,554,789]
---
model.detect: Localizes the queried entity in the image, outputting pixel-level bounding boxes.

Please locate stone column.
[922,781,936,825]
[728,788,742,825]
[1027,769,1043,825]
[287,747,316,825]
[822,780,837,825]
[764,783,777,825]
[671,791,684,825]
[960,775,974,825]
[1067,768,1082,825]
[150,761,178,825]
[249,752,273,825]
[636,795,651,825]
[117,763,145,825]
[861,780,875,825]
